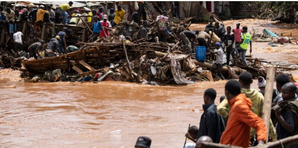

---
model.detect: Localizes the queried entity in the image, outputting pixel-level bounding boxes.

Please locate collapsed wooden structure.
[20,40,297,85]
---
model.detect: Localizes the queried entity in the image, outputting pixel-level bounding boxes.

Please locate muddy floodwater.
[1,19,298,147]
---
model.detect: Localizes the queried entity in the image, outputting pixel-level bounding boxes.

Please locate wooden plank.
[41,23,46,41]
[79,60,95,71]
[82,28,86,42]
[72,66,83,74]
[262,66,276,143]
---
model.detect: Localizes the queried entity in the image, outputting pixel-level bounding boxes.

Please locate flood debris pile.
[252,28,296,45]
[21,40,297,85]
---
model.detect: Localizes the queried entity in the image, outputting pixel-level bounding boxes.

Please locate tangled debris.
[0,18,296,85]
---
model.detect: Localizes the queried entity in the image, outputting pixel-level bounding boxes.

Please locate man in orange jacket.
[220,79,267,147]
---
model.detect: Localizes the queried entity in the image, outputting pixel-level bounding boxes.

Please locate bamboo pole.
[262,66,276,143]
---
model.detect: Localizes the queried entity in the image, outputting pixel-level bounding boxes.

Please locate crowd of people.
[133,72,298,148]
[2,2,298,148]
[1,1,134,59]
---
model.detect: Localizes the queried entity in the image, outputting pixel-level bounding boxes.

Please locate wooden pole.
[262,66,276,143]
[41,23,46,41]
[123,42,134,80]
[82,28,86,42]
[183,124,191,148]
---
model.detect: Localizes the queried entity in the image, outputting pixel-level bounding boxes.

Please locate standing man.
[238,26,252,66]
[156,11,169,42]
[138,1,146,22]
[220,79,267,147]
[57,27,69,54]
[28,6,38,22]
[205,16,215,32]
[113,5,126,26]
[92,16,102,41]
[97,7,104,21]
[213,42,225,80]
[214,22,226,41]
[0,11,6,22]
[108,8,115,25]
[100,14,111,38]
[273,82,298,140]
[36,5,49,23]
[223,26,235,66]
[13,31,23,57]
[233,22,242,45]
[196,88,225,143]
[218,72,277,144]
[5,8,16,35]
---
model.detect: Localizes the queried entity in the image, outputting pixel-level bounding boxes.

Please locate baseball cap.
[236,22,240,25]
[258,76,266,88]
[135,136,151,148]
[103,14,108,20]
[215,42,221,46]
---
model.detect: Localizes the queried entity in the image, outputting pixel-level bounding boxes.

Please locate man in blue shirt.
[92,17,102,41]
[0,11,6,22]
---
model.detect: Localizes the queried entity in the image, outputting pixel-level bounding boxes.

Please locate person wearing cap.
[156,11,169,42]
[57,27,69,54]
[257,76,278,101]
[113,5,126,25]
[212,42,225,80]
[134,136,151,148]
[223,26,235,66]
[28,40,44,59]
[233,22,242,47]
[100,14,111,38]
[46,36,60,57]
[36,5,49,23]
[238,26,252,66]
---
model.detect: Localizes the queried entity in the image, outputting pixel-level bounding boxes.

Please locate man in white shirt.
[213,42,225,80]
[13,31,23,56]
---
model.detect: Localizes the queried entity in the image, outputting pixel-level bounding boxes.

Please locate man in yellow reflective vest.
[238,26,252,66]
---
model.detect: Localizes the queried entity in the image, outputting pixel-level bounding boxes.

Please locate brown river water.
[1,19,298,147]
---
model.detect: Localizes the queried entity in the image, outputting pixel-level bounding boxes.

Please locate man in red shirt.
[220,79,267,147]
[100,14,111,38]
